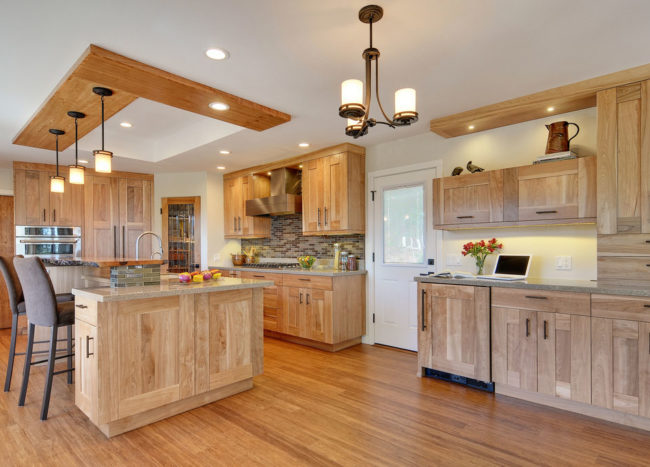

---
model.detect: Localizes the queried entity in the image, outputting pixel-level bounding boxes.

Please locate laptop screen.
[494,255,530,275]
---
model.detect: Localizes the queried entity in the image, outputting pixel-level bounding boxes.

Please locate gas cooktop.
[239,262,301,270]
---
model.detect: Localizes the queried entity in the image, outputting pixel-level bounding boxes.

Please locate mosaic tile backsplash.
[241,214,365,259]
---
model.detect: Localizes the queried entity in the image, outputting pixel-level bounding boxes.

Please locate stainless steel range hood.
[245,168,302,216]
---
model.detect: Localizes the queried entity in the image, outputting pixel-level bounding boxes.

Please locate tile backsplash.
[241,214,365,259]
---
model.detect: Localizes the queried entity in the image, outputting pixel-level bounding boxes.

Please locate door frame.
[364,160,443,345]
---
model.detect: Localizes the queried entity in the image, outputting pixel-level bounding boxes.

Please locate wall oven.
[15,226,82,259]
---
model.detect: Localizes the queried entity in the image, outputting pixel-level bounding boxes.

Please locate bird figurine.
[467,161,485,173]
[451,167,464,176]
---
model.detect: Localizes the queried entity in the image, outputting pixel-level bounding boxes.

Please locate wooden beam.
[13,45,291,151]
[430,62,650,138]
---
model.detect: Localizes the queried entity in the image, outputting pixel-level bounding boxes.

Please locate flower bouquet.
[461,238,503,275]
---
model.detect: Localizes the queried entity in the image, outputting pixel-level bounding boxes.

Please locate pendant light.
[92,87,114,173]
[49,129,65,193]
[67,110,85,184]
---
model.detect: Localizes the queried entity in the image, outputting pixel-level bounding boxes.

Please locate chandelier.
[339,5,418,138]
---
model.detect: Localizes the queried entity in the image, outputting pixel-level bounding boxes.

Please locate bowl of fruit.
[297,255,317,270]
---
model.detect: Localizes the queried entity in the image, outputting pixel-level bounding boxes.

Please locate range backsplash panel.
[241,214,365,259]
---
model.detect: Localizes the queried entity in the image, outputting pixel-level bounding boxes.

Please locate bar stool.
[13,257,75,420]
[0,256,74,392]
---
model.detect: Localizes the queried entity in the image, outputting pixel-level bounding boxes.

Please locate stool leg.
[66,325,73,384]
[18,323,35,406]
[40,325,58,421]
[4,313,19,392]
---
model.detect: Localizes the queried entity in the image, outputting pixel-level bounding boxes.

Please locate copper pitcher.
[545,121,579,154]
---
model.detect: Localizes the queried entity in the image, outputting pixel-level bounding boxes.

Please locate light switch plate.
[446,254,463,266]
[555,256,572,270]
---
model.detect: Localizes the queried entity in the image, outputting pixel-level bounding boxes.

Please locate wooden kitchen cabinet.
[281,286,332,342]
[240,271,283,332]
[223,175,270,239]
[118,177,153,258]
[417,283,490,381]
[301,150,365,235]
[75,316,98,423]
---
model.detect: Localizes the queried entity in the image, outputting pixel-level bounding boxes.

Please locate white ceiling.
[2,0,650,174]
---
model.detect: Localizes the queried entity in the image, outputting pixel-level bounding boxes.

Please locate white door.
[370,164,439,351]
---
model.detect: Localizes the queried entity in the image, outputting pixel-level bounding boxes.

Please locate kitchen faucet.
[135,231,164,260]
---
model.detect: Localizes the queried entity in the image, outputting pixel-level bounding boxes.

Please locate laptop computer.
[476,254,532,281]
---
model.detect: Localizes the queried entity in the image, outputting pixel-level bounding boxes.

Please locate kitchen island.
[72,277,272,437]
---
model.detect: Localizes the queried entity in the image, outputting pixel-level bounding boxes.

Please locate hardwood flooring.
[1,330,649,466]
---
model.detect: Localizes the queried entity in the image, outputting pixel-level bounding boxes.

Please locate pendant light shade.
[92,87,114,173]
[67,110,85,184]
[49,128,65,193]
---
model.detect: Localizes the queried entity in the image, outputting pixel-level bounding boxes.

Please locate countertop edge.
[212,265,367,276]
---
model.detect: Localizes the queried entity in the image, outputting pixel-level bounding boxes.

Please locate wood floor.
[1,330,649,466]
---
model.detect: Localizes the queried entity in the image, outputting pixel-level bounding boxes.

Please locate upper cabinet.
[223,175,271,239]
[433,157,597,230]
[302,150,365,235]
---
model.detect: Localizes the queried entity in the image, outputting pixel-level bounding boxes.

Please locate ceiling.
[2,0,650,175]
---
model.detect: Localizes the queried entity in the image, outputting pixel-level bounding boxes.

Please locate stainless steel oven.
[15,226,82,259]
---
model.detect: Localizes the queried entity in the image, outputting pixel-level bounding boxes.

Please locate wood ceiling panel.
[13,45,291,151]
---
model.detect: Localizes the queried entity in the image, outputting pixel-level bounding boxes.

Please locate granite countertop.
[43,257,165,267]
[72,277,273,302]
[414,276,650,298]
[212,265,367,277]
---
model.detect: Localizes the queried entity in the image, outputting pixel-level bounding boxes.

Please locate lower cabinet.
[240,271,283,332]
[281,286,331,342]
[417,283,490,381]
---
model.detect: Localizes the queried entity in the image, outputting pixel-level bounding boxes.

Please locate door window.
[383,185,425,264]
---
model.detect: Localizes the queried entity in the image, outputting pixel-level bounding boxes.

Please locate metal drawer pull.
[43,209,46,222]
[536,210,558,214]
[299,292,303,304]
[324,207,328,226]
[525,318,530,337]
[646,240,650,244]
[306,293,310,305]
[75,304,88,309]
[298,278,310,281]
[86,336,94,358]
[317,208,321,226]
[456,215,474,219]
[644,304,650,308]
[421,289,427,331]
[543,320,548,340]
[53,209,56,222]
[525,295,548,300]
[253,275,265,278]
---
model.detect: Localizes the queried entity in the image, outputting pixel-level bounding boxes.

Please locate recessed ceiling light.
[547,106,555,112]
[219,150,230,155]
[205,48,230,60]
[468,125,475,130]
[78,159,89,164]
[298,142,310,148]
[267,172,272,176]
[209,102,230,111]
[217,166,226,170]
[120,122,132,128]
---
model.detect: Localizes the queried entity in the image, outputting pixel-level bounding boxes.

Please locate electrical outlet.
[555,256,572,270]
[446,254,463,266]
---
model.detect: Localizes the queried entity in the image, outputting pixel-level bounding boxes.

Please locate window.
[383,185,425,264]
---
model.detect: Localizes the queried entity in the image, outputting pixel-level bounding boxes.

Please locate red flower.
[498,244,503,249]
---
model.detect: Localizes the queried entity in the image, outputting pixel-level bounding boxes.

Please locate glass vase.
[475,255,486,275]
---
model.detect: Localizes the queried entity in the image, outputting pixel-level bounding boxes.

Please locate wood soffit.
[13,45,292,151]
[430,62,650,138]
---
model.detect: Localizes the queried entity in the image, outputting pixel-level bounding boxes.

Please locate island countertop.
[212,265,367,277]
[42,257,164,267]
[72,277,273,302]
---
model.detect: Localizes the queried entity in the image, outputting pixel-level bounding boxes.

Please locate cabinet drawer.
[282,274,333,290]
[491,288,590,316]
[74,296,97,325]
[591,294,650,322]
[240,271,283,286]
[222,270,241,278]
[598,234,650,256]
[598,257,650,285]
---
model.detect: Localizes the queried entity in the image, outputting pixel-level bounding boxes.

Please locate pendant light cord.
[101,95,105,151]
[55,134,59,177]
[74,117,78,165]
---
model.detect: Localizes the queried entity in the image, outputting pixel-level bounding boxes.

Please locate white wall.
[153,171,239,269]
[366,108,597,280]
[0,167,13,194]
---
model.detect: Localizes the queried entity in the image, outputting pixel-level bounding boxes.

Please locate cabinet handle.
[299,292,303,304]
[525,295,548,300]
[306,293,310,305]
[75,304,88,309]
[543,320,548,340]
[43,209,46,222]
[53,209,56,223]
[122,226,125,258]
[644,304,650,308]
[113,226,117,258]
[421,289,427,331]
[324,207,328,226]
[645,240,650,244]
[233,216,236,232]
[456,215,474,219]
[238,216,241,232]
[253,274,265,278]
[525,318,530,337]
[536,210,558,214]
[298,278,310,282]
[86,335,94,358]
[317,208,321,227]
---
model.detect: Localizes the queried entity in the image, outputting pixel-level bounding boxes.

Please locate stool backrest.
[13,257,58,327]
[0,255,24,315]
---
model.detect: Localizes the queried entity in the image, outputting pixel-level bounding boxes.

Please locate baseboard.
[496,384,650,432]
[264,331,361,352]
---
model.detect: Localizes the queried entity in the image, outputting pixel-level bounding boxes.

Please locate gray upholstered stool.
[13,257,75,420]
[0,256,74,392]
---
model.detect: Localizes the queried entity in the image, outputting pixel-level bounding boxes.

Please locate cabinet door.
[537,313,591,403]
[433,170,504,227]
[241,175,270,238]
[597,81,650,234]
[302,158,324,233]
[303,288,331,343]
[14,169,50,225]
[50,169,84,226]
[282,286,302,336]
[492,307,537,391]
[418,284,490,381]
[119,178,152,258]
[84,174,119,258]
[75,318,98,423]
[592,318,650,417]
[323,153,348,232]
[224,177,242,237]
